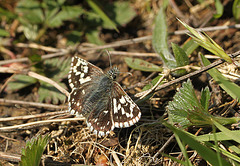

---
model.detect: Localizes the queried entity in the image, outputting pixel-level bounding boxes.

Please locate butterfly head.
[107,67,119,81]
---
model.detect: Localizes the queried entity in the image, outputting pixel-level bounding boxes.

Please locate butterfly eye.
[112,74,117,80]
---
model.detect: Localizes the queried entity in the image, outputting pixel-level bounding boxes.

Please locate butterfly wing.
[68,56,103,116]
[68,82,96,116]
[111,82,141,128]
[68,56,141,136]
[87,81,141,136]
[68,56,103,89]
[86,96,115,136]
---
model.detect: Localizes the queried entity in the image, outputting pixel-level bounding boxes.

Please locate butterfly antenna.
[105,50,112,68]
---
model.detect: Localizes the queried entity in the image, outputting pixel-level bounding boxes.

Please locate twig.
[135,60,222,98]
[0,151,21,162]
[0,24,239,65]
[174,24,240,35]
[78,24,240,52]
[146,134,175,166]
[78,35,152,52]
[136,50,240,98]
[0,134,19,142]
[112,151,122,166]
[0,98,67,110]
[155,51,240,92]
[0,74,15,93]
[0,68,69,97]
[28,71,69,96]
[0,117,85,132]
[108,51,158,57]
[0,50,69,65]
[15,43,62,52]
[0,111,67,122]
[139,72,168,99]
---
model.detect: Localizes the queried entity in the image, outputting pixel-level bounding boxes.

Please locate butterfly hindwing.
[86,97,114,136]
[111,82,141,128]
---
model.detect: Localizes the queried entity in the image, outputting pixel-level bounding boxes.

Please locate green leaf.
[174,132,193,166]
[124,57,162,72]
[172,42,189,75]
[38,81,66,104]
[7,75,37,91]
[20,134,50,166]
[223,141,240,155]
[36,57,69,104]
[172,43,189,66]
[22,24,39,41]
[167,79,209,128]
[213,0,224,18]
[178,19,232,63]
[103,1,136,27]
[86,30,104,45]
[0,28,10,37]
[66,30,83,46]
[0,7,17,19]
[44,57,71,80]
[233,0,240,20]
[213,120,240,144]
[167,79,240,128]
[181,38,199,56]
[16,0,44,24]
[47,6,83,28]
[201,54,240,102]
[163,122,232,166]
[142,75,163,91]
[152,7,177,69]
[29,54,42,63]
[204,141,240,163]
[200,86,211,111]
[86,0,118,32]
[197,130,240,142]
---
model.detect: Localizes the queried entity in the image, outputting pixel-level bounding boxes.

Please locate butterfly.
[68,56,141,136]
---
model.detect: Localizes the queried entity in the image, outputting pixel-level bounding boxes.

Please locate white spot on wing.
[119,96,126,104]
[113,98,118,114]
[103,110,108,114]
[129,120,134,126]
[121,107,125,115]
[119,122,123,128]
[115,122,119,128]
[124,122,129,127]
[79,76,91,84]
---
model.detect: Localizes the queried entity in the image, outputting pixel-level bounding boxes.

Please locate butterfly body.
[68,56,141,136]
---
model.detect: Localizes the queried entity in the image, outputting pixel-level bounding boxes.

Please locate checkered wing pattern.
[86,82,141,136]
[68,56,103,116]
[68,56,141,136]
[68,56,103,89]
[111,82,141,128]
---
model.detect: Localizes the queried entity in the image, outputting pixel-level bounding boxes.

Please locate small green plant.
[166,80,240,165]
[125,7,190,94]
[7,57,71,104]
[20,134,50,166]
[167,79,240,128]
[16,0,83,41]
[14,0,136,44]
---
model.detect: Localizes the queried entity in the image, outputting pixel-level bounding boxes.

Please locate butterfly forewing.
[68,82,96,116]
[68,56,103,89]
